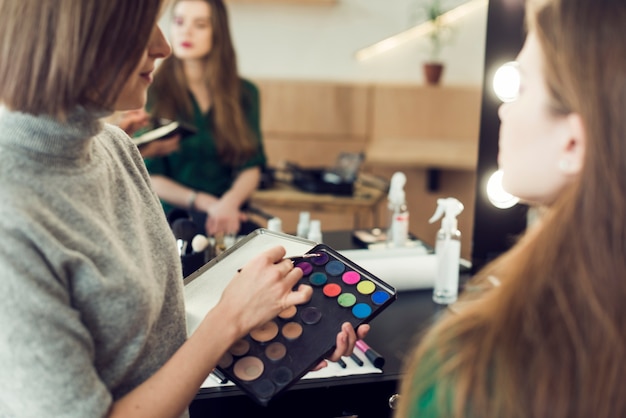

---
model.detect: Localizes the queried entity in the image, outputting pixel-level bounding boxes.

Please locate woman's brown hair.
[150,0,257,166]
[396,0,626,417]
[0,0,164,120]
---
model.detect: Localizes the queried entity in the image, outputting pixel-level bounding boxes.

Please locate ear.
[558,113,586,175]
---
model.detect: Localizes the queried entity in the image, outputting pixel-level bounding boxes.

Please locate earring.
[558,159,572,173]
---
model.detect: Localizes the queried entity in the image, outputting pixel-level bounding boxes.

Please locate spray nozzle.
[428,197,464,231]
[388,172,407,207]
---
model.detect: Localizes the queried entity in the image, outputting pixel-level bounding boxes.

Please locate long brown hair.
[150,0,257,166]
[0,0,163,119]
[396,0,626,417]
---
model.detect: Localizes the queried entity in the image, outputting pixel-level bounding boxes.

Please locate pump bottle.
[429,197,464,304]
[386,172,409,248]
[296,211,310,238]
[307,219,323,243]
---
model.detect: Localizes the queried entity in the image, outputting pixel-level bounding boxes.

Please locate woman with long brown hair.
[396,0,626,416]
[0,0,366,416]
[144,0,265,236]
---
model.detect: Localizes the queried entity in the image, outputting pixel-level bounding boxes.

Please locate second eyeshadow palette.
[216,243,397,406]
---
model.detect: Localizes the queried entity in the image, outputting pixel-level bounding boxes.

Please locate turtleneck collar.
[0,106,105,163]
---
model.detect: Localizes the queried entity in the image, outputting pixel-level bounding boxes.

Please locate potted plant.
[420,0,452,85]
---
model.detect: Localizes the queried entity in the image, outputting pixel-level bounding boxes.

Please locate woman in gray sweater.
[0,1,367,417]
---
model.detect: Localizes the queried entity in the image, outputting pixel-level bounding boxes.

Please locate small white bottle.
[296,211,310,238]
[307,219,323,243]
[267,217,283,233]
[386,172,409,248]
[429,198,464,304]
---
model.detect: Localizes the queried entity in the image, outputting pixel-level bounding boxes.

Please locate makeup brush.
[237,253,322,273]
[191,234,210,253]
[171,218,197,255]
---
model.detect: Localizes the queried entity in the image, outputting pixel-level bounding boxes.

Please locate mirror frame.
[471,0,528,273]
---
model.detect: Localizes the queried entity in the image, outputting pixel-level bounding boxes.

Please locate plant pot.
[423,62,445,85]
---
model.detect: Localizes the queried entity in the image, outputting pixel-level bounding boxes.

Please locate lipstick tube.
[355,339,385,369]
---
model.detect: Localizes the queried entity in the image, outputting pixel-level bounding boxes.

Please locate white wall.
[226,0,488,86]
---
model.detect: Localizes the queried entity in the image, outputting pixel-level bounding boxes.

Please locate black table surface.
[189,230,452,418]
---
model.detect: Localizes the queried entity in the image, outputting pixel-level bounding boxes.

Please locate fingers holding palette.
[216,244,397,406]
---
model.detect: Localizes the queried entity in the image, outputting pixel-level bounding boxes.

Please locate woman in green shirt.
[397,0,626,417]
[144,0,265,236]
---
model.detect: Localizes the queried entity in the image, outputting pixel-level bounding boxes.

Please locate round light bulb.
[486,170,519,209]
[492,61,520,103]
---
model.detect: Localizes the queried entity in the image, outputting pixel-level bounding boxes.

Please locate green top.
[404,348,454,418]
[407,383,440,418]
[143,78,266,214]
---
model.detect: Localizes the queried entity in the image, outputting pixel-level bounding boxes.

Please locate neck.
[183,59,206,86]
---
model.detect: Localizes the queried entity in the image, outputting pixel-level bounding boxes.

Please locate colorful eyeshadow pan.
[252,380,275,398]
[352,303,373,319]
[278,305,297,319]
[342,271,361,285]
[300,306,322,325]
[310,252,329,265]
[265,342,287,361]
[323,283,342,297]
[233,356,264,381]
[357,280,376,295]
[295,261,313,275]
[309,272,327,286]
[325,260,345,275]
[250,321,279,343]
[271,366,293,385]
[281,322,303,340]
[218,352,233,368]
[215,243,396,407]
[229,339,250,356]
[372,290,391,305]
[337,293,357,307]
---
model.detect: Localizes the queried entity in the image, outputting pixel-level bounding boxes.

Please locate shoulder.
[100,122,139,152]
[239,78,260,112]
[240,78,259,100]
[99,123,152,175]
[240,78,259,94]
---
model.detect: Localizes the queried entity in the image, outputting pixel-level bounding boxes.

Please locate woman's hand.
[116,109,151,135]
[203,198,247,236]
[213,245,371,372]
[215,246,312,338]
[138,135,181,158]
[311,322,370,371]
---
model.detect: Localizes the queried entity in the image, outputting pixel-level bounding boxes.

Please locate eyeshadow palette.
[215,243,397,406]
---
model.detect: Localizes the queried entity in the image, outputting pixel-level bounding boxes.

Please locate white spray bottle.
[386,172,409,248]
[429,197,464,304]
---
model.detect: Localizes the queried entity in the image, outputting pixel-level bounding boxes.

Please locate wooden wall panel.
[255,79,371,168]
[256,79,370,139]
[369,84,482,140]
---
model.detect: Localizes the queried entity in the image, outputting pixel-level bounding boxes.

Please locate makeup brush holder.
[181,251,206,278]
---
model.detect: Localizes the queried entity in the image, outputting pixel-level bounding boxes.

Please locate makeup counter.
[188,230,459,418]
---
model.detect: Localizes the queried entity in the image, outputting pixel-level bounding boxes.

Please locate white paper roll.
[339,247,437,291]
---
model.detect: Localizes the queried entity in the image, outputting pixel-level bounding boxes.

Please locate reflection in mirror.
[492,61,520,103]
[158,0,490,260]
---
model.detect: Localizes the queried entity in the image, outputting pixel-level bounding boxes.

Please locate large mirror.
[158,0,516,263]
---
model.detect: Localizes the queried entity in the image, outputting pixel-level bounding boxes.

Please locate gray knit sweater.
[0,107,187,417]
